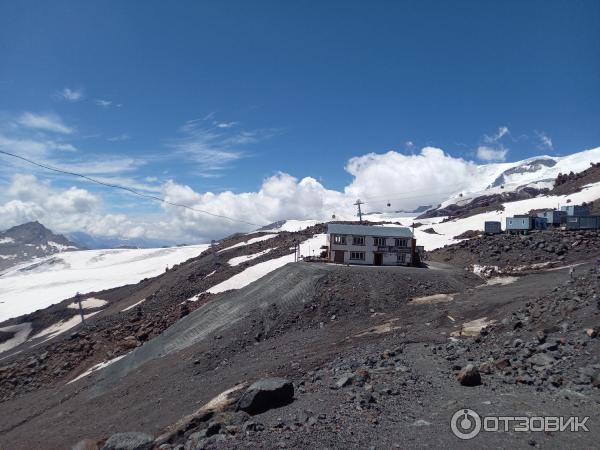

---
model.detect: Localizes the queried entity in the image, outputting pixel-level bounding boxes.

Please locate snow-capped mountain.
[0,222,84,272]
[433,147,600,212]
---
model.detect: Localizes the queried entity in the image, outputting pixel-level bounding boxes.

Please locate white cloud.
[107,133,130,142]
[57,88,83,102]
[0,174,99,232]
[483,126,510,144]
[17,112,73,134]
[476,145,508,162]
[535,131,553,150]
[155,147,483,241]
[95,99,113,108]
[172,118,264,176]
[216,122,238,129]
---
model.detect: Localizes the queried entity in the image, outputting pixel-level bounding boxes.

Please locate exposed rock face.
[236,378,295,415]
[551,162,600,195]
[0,221,84,272]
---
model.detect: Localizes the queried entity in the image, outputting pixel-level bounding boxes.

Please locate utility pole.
[75,292,85,325]
[354,199,364,223]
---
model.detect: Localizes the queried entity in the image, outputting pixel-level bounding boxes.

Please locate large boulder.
[236,378,294,415]
[101,432,153,450]
[457,364,481,386]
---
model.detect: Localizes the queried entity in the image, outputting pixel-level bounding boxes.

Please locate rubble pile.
[430,229,600,270]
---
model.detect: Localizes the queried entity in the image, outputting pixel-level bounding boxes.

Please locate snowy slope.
[437,147,600,209]
[0,244,209,322]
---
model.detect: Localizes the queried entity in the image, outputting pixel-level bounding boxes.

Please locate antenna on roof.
[354,199,364,223]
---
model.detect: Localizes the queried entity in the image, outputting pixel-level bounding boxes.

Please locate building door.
[374,253,383,266]
[334,251,345,264]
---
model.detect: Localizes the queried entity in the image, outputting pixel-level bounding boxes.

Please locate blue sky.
[0,0,599,240]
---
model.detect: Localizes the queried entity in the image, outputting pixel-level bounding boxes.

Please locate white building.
[327,223,416,266]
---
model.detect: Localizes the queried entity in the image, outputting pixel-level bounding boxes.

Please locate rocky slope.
[429,229,600,274]
[0,221,83,272]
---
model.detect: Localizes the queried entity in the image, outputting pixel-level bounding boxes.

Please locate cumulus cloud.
[1,146,497,242]
[476,145,508,162]
[345,147,479,205]
[159,172,347,240]
[153,147,484,241]
[0,174,99,231]
[18,112,73,134]
[57,88,83,102]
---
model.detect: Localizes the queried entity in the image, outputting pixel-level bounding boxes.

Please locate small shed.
[561,205,590,216]
[566,215,600,230]
[536,209,565,226]
[484,221,502,234]
[506,215,531,233]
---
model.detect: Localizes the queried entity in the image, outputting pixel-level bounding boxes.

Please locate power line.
[0,150,262,227]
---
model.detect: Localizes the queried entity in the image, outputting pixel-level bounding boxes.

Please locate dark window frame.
[349,251,365,261]
[373,237,386,246]
[333,235,346,245]
[352,235,365,246]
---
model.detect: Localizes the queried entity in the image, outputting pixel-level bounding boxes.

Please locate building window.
[397,253,406,263]
[373,237,386,246]
[350,251,365,260]
[333,235,346,245]
[395,238,407,247]
[352,236,365,245]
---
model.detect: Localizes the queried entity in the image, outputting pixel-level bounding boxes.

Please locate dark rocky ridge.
[0,221,84,272]
[550,162,600,196]
[417,187,548,220]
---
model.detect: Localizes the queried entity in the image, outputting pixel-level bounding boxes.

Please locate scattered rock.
[101,432,153,450]
[457,364,481,386]
[236,378,294,415]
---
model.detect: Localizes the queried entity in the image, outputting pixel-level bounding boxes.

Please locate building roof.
[327,223,413,238]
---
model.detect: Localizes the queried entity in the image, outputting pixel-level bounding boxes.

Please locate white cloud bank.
[476,145,508,162]
[0,147,482,242]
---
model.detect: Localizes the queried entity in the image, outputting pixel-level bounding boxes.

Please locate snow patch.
[228,248,274,266]
[68,353,128,384]
[67,297,108,309]
[0,238,15,244]
[47,241,78,251]
[0,322,32,354]
[121,298,146,312]
[31,312,100,343]
[262,220,319,232]
[218,234,278,253]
